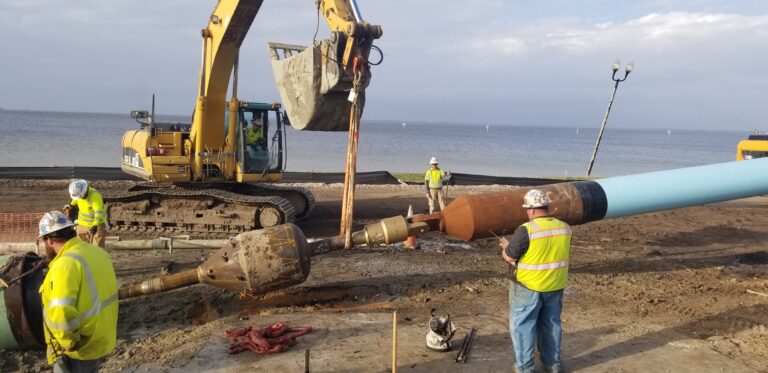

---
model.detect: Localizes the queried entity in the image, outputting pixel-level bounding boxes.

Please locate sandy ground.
[1,179,767,372]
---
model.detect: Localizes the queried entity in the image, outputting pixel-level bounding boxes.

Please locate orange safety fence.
[0,212,43,243]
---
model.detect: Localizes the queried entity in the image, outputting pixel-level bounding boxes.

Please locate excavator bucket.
[269,41,369,132]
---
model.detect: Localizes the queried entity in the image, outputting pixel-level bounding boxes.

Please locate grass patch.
[392,173,424,183]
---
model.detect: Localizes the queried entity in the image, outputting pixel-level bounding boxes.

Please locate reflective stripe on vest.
[44,253,117,331]
[517,260,569,270]
[516,217,572,292]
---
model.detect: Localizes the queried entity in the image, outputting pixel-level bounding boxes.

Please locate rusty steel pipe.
[0,253,46,350]
[438,182,604,241]
[439,158,768,241]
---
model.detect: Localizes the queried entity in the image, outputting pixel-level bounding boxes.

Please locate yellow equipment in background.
[736,131,768,160]
[109,0,382,237]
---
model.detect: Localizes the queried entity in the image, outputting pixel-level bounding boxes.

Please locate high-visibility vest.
[69,187,105,227]
[516,217,572,292]
[39,238,118,364]
[424,168,446,189]
[246,127,263,145]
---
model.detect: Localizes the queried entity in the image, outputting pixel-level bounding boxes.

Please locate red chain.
[224,322,312,354]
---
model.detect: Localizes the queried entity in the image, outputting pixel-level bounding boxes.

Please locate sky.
[1,0,767,130]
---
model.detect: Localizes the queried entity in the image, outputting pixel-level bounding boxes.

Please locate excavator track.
[104,183,314,238]
[230,183,316,220]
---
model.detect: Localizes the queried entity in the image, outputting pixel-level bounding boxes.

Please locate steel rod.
[118,268,200,299]
[586,79,620,176]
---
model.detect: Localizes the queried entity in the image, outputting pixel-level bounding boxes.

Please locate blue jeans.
[509,281,564,373]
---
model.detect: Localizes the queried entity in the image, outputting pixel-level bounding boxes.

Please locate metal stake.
[586,60,633,176]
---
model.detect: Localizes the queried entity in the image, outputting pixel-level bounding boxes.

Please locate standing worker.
[64,179,106,249]
[499,189,571,373]
[38,211,118,372]
[424,157,451,214]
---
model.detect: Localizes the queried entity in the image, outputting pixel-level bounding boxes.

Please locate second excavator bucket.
[269,40,369,132]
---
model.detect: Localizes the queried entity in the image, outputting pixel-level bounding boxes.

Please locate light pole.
[586,59,633,176]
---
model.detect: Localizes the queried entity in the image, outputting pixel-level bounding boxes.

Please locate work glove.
[89,226,98,235]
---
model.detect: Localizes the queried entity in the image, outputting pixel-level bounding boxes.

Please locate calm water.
[0,110,745,177]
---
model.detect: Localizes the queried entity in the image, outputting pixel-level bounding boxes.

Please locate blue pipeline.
[595,157,768,219]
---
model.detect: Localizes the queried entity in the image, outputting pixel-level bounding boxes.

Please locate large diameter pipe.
[596,158,768,218]
[440,182,603,241]
[0,254,46,350]
[440,158,768,241]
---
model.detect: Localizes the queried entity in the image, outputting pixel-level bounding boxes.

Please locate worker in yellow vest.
[424,157,451,214]
[38,211,118,372]
[245,117,264,147]
[64,179,106,249]
[499,189,571,373]
[244,117,268,171]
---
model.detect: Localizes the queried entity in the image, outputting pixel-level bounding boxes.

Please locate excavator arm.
[188,0,382,181]
[320,0,383,71]
[190,0,264,181]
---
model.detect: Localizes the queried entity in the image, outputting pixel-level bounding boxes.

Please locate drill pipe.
[118,217,429,299]
[439,157,768,240]
[119,224,311,299]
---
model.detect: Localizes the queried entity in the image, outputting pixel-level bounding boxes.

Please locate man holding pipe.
[38,211,118,372]
[499,189,572,373]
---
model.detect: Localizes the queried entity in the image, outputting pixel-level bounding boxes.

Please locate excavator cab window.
[237,108,284,174]
[742,150,768,160]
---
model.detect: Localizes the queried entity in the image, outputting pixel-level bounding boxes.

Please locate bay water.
[0,110,745,178]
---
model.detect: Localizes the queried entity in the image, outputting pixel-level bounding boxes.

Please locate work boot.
[544,365,565,373]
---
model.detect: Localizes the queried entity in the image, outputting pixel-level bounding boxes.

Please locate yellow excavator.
[736,131,768,160]
[107,0,382,237]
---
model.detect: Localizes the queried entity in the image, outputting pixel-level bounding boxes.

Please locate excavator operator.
[245,117,268,171]
[245,117,264,147]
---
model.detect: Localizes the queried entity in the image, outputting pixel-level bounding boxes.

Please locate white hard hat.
[522,189,550,209]
[429,157,439,165]
[69,179,88,200]
[39,211,76,238]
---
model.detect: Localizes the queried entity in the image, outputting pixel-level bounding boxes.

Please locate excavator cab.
[234,103,285,179]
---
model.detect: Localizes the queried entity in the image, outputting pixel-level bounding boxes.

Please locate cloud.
[1,2,767,130]
[434,11,768,62]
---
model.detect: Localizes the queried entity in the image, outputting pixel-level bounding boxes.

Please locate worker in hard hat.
[37,211,118,372]
[424,157,451,214]
[499,189,571,373]
[64,179,106,249]
[245,116,265,147]
[244,116,268,171]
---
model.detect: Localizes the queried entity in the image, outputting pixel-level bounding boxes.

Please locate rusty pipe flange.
[0,253,46,350]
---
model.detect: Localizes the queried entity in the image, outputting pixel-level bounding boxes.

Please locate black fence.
[0,167,563,186]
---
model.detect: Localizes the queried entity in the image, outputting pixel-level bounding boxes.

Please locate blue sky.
[1,0,767,130]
